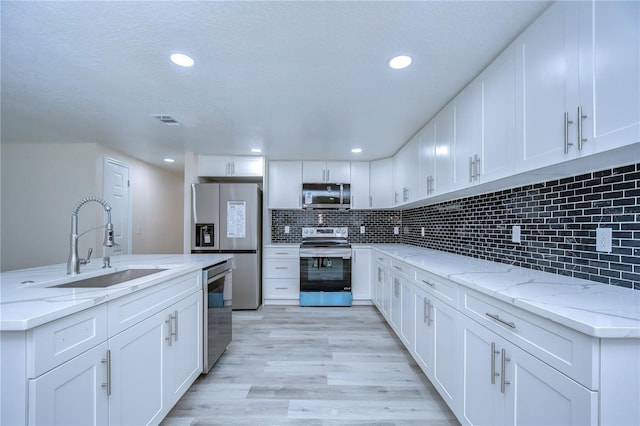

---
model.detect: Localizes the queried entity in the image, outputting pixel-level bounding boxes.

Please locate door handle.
[577,106,587,150]
[564,112,574,154]
[490,342,499,385]
[101,350,111,396]
[500,348,511,393]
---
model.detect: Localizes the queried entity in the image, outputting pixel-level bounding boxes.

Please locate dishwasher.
[202,259,232,373]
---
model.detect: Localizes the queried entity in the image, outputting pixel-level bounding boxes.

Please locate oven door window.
[300,256,351,292]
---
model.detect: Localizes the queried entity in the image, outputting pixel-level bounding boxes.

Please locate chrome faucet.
[67,196,115,275]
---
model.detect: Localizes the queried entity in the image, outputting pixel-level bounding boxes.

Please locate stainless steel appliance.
[299,227,352,306]
[202,259,232,373]
[302,183,351,209]
[192,183,262,310]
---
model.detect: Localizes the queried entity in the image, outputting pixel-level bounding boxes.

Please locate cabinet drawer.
[460,288,599,389]
[27,304,108,378]
[390,259,413,280]
[264,247,299,258]
[373,253,390,268]
[414,269,458,307]
[263,259,299,278]
[108,271,200,337]
[263,279,300,299]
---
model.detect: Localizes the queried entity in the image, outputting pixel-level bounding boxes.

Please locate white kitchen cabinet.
[514,1,639,172]
[108,308,165,426]
[349,162,371,209]
[578,0,640,155]
[28,342,109,425]
[399,277,415,351]
[163,291,203,408]
[369,158,393,208]
[268,161,302,209]
[351,247,371,303]
[372,253,391,320]
[263,246,300,304]
[419,122,436,198]
[390,275,402,332]
[459,314,597,426]
[198,155,264,177]
[392,134,420,204]
[454,46,516,188]
[302,161,350,183]
[433,105,454,196]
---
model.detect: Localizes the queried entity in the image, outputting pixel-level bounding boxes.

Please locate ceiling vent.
[151,115,180,126]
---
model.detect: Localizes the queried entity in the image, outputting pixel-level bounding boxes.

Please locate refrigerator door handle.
[191,184,198,224]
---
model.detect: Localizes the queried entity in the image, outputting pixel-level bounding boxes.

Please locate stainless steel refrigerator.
[191,183,262,310]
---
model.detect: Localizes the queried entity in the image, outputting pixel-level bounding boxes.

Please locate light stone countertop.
[356,244,640,339]
[0,253,231,331]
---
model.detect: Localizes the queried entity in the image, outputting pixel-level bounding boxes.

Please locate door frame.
[103,157,132,255]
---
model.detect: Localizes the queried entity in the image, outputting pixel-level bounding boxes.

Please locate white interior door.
[104,157,131,255]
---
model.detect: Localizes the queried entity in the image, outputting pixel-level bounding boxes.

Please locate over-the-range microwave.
[302,183,350,209]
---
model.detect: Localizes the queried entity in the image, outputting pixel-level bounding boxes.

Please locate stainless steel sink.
[52,269,168,288]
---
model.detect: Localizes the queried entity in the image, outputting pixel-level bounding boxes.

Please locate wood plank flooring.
[161,306,459,426]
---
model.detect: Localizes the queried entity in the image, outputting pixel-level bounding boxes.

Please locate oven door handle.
[299,252,351,259]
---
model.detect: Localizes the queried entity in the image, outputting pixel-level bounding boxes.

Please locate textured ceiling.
[1,1,550,171]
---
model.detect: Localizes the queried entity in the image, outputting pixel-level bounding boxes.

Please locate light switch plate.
[284,225,290,234]
[393,226,399,235]
[596,227,612,253]
[360,226,365,234]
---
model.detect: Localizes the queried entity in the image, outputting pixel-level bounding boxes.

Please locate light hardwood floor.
[162,306,459,426]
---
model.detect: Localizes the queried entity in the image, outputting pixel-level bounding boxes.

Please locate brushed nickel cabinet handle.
[564,112,574,154]
[490,342,499,385]
[501,348,511,393]
[101,350,111,396]
[485,312,516,329]
[577,106,587,150]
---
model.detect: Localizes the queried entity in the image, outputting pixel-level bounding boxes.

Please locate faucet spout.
[67,196,114,275]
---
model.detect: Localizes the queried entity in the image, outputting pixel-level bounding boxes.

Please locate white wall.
[1,142,183,272]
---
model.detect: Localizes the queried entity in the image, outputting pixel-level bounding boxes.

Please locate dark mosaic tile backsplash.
[271,163,640,289]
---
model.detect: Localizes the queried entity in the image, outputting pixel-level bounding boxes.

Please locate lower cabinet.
[351,248,371,303]
[263,246,300,305]
[21,278,203,426]
[459,314,597,426]
[28,342,110,425]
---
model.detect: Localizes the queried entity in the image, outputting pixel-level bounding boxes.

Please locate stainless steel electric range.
[299,227,352,307]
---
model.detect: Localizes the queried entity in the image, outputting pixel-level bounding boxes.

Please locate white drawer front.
[264,247,299,258]
[414,268,458,308]
[373,253,390,268]
[263,259,299,279]
[390,259,414,280]
[27,303,108,378]
[263,279,300,299]
[108,271,200,337]
[461,288,599,389]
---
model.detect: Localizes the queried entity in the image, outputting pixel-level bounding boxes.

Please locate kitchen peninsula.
[0,253,230,425]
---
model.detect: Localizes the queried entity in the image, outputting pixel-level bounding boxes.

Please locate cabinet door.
[453,81,483,188]
[579,0,640,155]
[414,287,434,379]
[504,342,598,426]
[268,161,302,209]
[433,105,454,195]
[230,157,264,176]
[164,292,203,408]
[109,310,165,426]
[419,122,436,197]
[302,161,326,182]
[326,161,351,183]
[459,315,503,426]
[431,298,459,411]
[28,342,109,426]
[515,2,580,171]
[380,269,391,320]
[198,155,231,176]
[393,135,419,204]
[370,158,393,208]
[481,45,516,183]
[351,248,371,301]
[389,276,402,332]
[399,279,415,351]
[350,162,371,209]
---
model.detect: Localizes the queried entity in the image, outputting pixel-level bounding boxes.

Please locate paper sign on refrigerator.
[226,201,246,238]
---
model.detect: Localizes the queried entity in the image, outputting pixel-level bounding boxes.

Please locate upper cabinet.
[350,162,371,209]
[392,134,420,205]
[370,158,393,208]
[268,161,302,209]
[514,1,639,172]
[302,161,350,183]
[198,155,264,177]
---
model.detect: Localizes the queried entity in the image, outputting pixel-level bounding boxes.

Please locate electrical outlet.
[512,225,521,243]
[360,226,365,234]
[596,227,612,253]
[421,227,425,237]
[284,225,290,234]
[393,226,399,235]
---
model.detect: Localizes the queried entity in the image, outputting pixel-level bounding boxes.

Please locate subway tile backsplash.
[271,163,640,289]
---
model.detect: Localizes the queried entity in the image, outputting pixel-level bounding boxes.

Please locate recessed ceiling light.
[251,148,263,153]
[163,158,175,163]
[170,53,194,67]
[389,55,412,70]
[351,148,363,153]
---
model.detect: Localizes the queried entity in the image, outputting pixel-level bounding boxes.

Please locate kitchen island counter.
[0,253,231,331]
